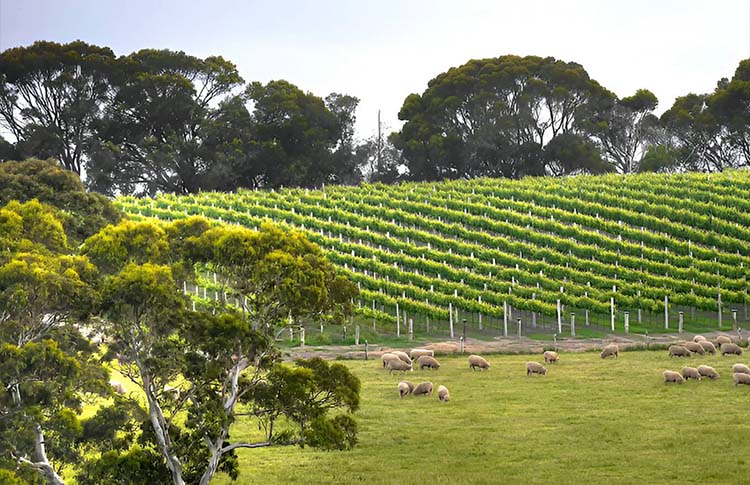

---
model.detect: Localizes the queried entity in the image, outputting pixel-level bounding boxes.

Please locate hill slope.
[116,171,750,336]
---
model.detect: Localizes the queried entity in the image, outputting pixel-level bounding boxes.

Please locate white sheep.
[543,351,559,364]
[680,367,701,381]
[663,370,684,384]
[697,365,720,379]
[600,344,619,359]
[110,380,126,396]
[731,364,750,375]
[468,355,490,370]
[412,381,433,396]
[398,381,414,398]
[733,372,750,386]
[410,348,434,360]
[437,385,450,402]
[526,361,547,376]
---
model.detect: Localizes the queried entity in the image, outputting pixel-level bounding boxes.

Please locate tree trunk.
[199,443,223,485]
[142,374,185,485]
[18,424,66,485]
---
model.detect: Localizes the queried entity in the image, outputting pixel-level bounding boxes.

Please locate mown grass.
[216,350,750,484]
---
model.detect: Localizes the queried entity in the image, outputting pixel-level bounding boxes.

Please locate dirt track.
[284,330,744,360]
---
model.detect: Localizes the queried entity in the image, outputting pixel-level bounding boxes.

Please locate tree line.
[0,160,361,484]
[1,41,749,196]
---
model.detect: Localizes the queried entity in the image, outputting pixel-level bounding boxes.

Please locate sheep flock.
[382,333,750,406]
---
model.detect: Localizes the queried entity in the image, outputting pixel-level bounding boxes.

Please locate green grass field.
[217,350,750,484]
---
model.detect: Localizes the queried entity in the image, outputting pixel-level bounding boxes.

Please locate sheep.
[721,343,743,356]
[398,381,414,398]
[526,361,548,376]
[699,340,717,355]
[410,348,434,360]
[731,364,750,375]
[110,380,126,396]
[381,353,401,368]
[680,367,702,381]
[543,351,559,364]
[437,385,450,402]
[668,345,691,358]
[697,365,720,380]
[600,344,619,359]
[163,385,181,401]
[663,370,685,384]
[715,335,732,348]
[392,351,412,365]
[734,373,750,385]
[412,381,433,396]
[693,335,707,342]
[386,359,413,374]
[417,355,441,370]
[683,342,705,355]
[468,355,491,370]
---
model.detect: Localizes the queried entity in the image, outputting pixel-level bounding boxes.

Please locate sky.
[1,0,748,139]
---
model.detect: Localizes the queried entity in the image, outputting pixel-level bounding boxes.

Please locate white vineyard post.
[678,311,684,334]
[733,309,738,331]
[570,312,576,337]
[408,318,413,341]
[718,288,722,329]
[556,299,562,334]
[449,302,454,338]
[624,311,629,334]
[610,297,615,332]
[396,302,400,337]
[503,301,508,337]
[664,295,669,330]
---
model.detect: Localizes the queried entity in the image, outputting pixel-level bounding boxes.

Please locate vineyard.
[115,171,750,340]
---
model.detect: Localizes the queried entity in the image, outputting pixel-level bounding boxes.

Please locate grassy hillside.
[215,351,750,484]
[116,171,750,337]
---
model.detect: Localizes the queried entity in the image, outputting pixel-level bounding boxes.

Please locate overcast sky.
[1,0,748,139]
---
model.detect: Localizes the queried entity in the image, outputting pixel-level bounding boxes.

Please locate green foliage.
[117,170,750,331]
[0,41,116,174]
[0,159,122,243]
[303,415,358,451]
[76,446,170,485]
[394,55,613,180]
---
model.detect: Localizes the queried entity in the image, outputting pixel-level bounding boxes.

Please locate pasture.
[218,350,750,484]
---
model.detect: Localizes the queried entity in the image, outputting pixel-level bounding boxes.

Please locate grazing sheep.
[410,348,434,360]
[417,355,441,370]
[683,342,705,355]
[412,381,433,396]
[163,385,181,401]
[398,381,414,398]
[386,359,413,374]
[663,370,685,384]
[381,353,400,368]
[543,351,559,364]
[731,364,750,375]
[110,380,126,396]
[697,365,720,380]
[392,351,412,365]
[693,335,707,342]
[715,335,732,348]
[437,385,450,402]
[600,344,619,359]
[526,361,548,376]
[721,343,743,356]
[680,367,702,381]
[468,354,491,370]
[699,340,717,355]
[733,372,750,386]
[668,345,692,358]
